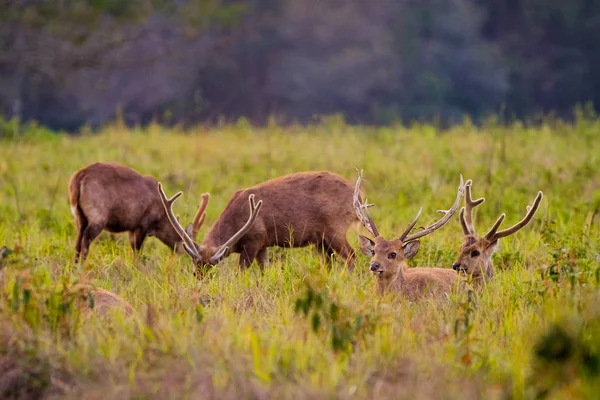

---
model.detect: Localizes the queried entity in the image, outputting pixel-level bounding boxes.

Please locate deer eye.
[371,250,375,256]
[471,250,480,257]
[388,252,397,259]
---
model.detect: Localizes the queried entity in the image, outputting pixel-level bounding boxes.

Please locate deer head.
[354,171,465,281]
[451,180,543,282]
[157,183,263,270]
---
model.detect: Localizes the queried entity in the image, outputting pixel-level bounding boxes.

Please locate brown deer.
[158,170,364,270]
[68,162,209,262]
[67,284,134,315]
[0,246,133,315]
[451,180,543,284]
[354,171,465,299]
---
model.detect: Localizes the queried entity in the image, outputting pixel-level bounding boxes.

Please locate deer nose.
[370,262,380,272]
[452,263,461,271]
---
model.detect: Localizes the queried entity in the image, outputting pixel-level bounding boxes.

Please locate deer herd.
[59,161,545,308]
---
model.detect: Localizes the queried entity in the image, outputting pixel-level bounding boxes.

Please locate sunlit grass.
[0,115,599,399]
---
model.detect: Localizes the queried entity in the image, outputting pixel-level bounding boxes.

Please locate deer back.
[402,267,458,300]
[203,171,359,250]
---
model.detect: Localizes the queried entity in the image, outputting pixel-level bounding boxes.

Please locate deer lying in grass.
[67,284,134,315]
[0,246,132,315]
[452,180,543,285]
[69,162,209,262]
[355,171,465,299]
[159,171,364,270]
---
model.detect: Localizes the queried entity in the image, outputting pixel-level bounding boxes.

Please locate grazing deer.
[158,171,364,270]
[355,171,465,299]
[68,162,209,262]
[452,180,543,284]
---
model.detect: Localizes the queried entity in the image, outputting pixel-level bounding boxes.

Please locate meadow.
[0,115,599,399]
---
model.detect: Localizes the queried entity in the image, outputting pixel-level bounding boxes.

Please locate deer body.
[354,171,465,299]
[68,284,134,315]
[160,171,362,270]
[363,237,459,298]
[206,171,359,268]
[1,248,133,316]
[69,162,209,262]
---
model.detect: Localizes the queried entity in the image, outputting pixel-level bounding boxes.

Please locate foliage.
[294,283,377,354]
[2,1,600,129]
[0,118,599,398]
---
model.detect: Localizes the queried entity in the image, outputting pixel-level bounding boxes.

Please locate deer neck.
[472,258,495,286]
[376,263,406,296]
[203,221,234,249]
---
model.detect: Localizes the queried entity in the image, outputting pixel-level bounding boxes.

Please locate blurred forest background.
[1,0,600,131]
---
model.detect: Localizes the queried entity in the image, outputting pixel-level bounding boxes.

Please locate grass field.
[1,115,600,399]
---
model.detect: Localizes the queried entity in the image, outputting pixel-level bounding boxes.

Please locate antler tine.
[209,194,263,265]
[398,207,422,242]
[353,169,380,238]
[460,179,485,236]
[484,191,543,241]
[186,193,210,241]
[402,175,465,243]
[157,183,201,260]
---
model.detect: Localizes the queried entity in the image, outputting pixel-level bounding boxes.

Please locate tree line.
[1,0,599,130]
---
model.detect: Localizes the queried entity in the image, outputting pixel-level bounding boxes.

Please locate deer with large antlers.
[159,171,364,271]
[355,171,465,299]
[69,162,210,262]
[452,180,543,284]
[159,183,263,269]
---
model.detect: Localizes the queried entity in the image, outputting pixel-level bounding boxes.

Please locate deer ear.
[402,240,421,259]
[485,239,499,254]
[358,235,375,256]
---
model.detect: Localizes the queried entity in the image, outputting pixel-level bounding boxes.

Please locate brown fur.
[68,162,185,262]
[193,171,362,269]
[359,236,459,299]
[68,284,134,316]
[452,235,497,285]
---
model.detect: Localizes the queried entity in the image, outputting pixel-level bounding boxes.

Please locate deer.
[158,170,365,271]
[451,180,543,285]
[354,171,465,299]
[0,245,133,316]
[68,162,209,263]
[67,283,134,315]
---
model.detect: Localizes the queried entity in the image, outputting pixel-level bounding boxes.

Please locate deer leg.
[73,208,88,263]
[314,241,335,269]
[80,224,104,262]
[256,247,268,270]
[238,244,261,270]
[326,237,356,271]
[74,223,87,263]
[128,230,147,253]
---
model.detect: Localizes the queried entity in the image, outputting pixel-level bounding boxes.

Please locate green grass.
[1,116,600,399]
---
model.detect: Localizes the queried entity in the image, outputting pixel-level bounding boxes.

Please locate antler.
[400,175,465,243]
[209,193,263,265]
[459,179,485,236]
[353,169,379,237]
[186,193,210,241]
[157,183,202,262]
[483,191,543,242]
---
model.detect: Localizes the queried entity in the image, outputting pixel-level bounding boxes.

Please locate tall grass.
[0,115,599,399]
